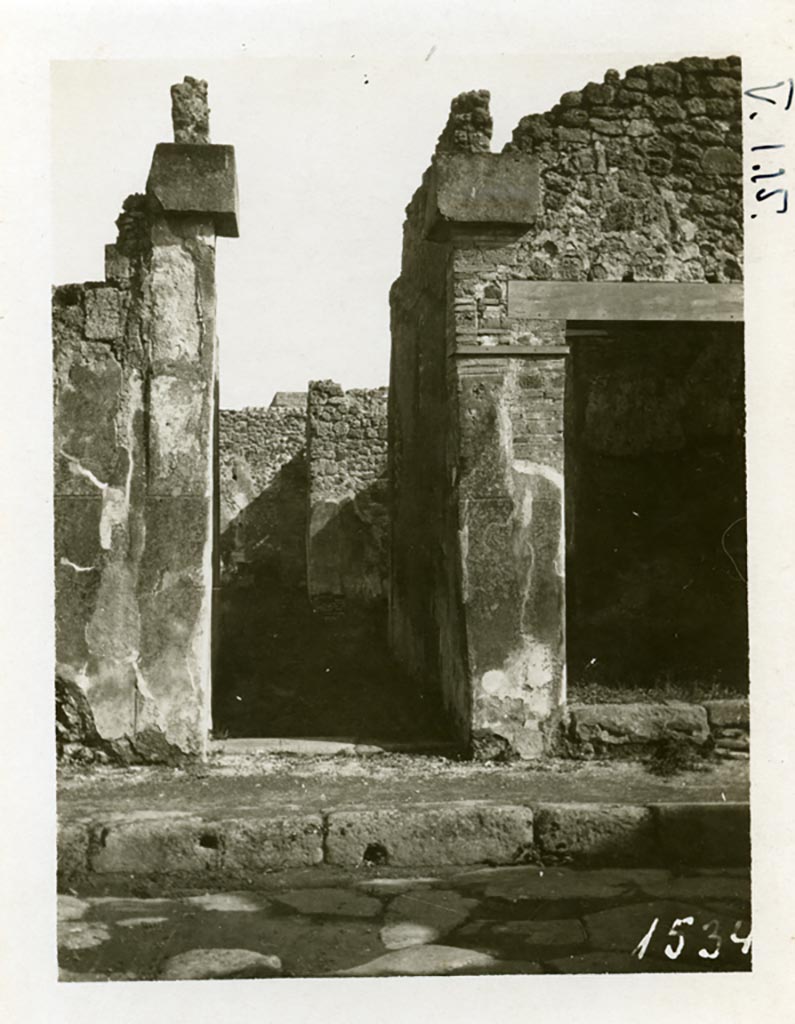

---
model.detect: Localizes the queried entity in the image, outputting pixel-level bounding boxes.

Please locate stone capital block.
[147,143,238,237]
[424,153,539,239]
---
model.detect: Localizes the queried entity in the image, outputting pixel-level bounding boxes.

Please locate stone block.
[139,496,211,592]
[702,146,742,174]
[57,820,90,884]
[425,153,539,238]
[146,143,238,237]
[653,803,750,867]
[648,66,682,94]
[147,375,210,496]
[54,497,103,668]
[135,582,208,752]
[534,804,658,865]
[104,244,132,284]
[325,803,534,867]
[703,699,749,728]
[89,814,220,874]
[84,286,123,340]
[221,815,325,871]
[146,240,209,368]
[53,352,129,495]
[568,703,710,749]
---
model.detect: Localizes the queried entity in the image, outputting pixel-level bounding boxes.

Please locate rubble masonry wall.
[306,381,389,605]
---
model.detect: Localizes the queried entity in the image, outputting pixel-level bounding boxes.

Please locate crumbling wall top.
[171,75,210,144]
[435,90,493,155]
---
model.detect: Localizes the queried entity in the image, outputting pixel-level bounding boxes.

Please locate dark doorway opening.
[210,418,446,743]
[565,321,748,701]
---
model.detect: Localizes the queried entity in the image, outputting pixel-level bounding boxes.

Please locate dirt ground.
[58,753,749,819]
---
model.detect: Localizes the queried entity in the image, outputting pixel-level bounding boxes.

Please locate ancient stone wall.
[389,56,745,759]
[306,381,389,605]
[218,395,307,586]
[53,77,237,762]
[504,56,742,285]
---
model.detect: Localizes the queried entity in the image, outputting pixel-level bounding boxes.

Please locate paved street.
[59,865,751,980]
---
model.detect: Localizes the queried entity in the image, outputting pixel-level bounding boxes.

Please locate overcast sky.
[52,46,744,408]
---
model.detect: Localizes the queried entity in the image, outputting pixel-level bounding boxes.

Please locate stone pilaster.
[53,78,238,760]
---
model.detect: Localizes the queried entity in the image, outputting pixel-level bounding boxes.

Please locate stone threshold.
[210,738,460,757]
[59,800,750,888]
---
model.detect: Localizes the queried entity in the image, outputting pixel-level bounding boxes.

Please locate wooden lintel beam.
[507,281,743,322]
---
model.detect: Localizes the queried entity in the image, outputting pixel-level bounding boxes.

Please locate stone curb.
[58,800,750,886]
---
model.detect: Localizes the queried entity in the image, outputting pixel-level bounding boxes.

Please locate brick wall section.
[218,396,307,586]
[306,381,389,604]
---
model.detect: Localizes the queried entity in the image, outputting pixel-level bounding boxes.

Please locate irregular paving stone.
[547,951,669,973]
[275,887,381,918]
[57,895,90,922]
[482,866,672,902]
[326,803,534,867]
[159,948,282,981]
[490,918,587,948]
[234,917,383,977]
[355,876,439,894]
[380,922,440,949]
[336,944,498,976]
[183,892,266,913]
[584,899,749,963]
[59,969,138,983]
[58,921,112,951]
[116,917,169,928]
[88,897,176,913]
[534,804,657,865]
[653,803,750,867]
[637,873,750,904]
[466,959,545,975]
[385,889,478,934]
[568,703,710,748]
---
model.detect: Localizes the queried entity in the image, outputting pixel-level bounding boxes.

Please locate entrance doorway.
[565,321,748,699]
